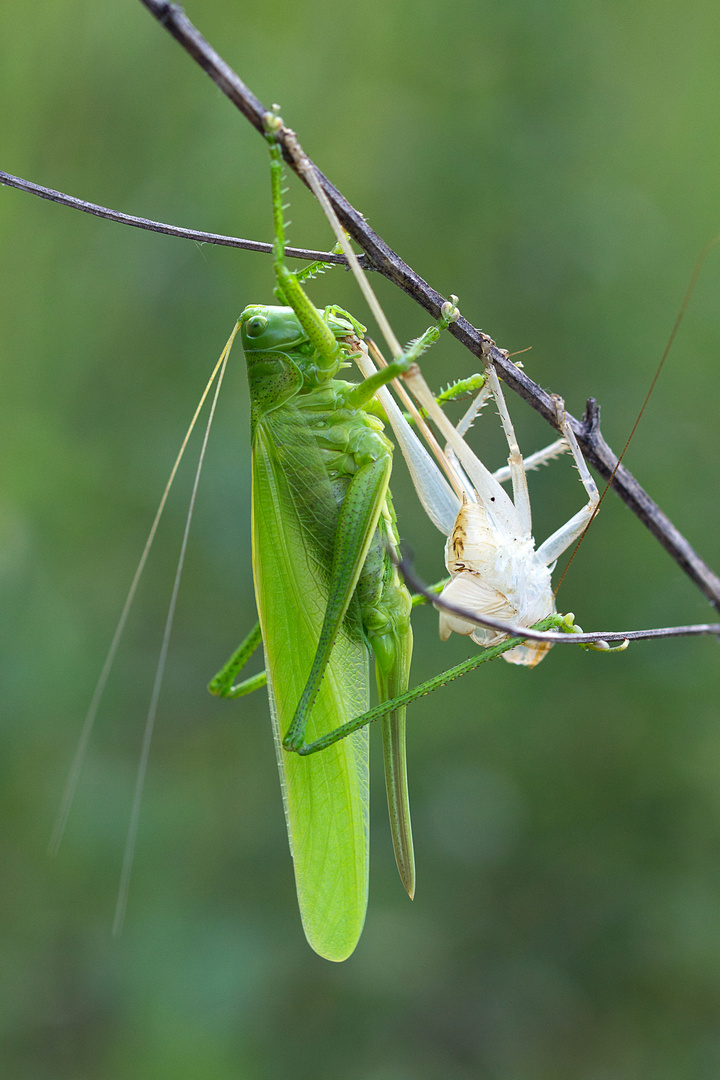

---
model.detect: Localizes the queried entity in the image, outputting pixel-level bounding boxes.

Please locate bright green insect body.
[209,128,458,961]
[244,302,413,961]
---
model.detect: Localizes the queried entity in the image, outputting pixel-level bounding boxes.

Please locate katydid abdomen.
[246,309,414,961]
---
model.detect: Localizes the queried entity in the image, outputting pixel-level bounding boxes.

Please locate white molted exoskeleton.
[399,355,600,670]
[439,496,554,667]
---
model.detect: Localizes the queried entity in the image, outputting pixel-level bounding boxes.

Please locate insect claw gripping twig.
[551,393,567,428]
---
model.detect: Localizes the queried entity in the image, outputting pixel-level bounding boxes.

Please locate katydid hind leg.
[278,432,416,895]
[358,501,416,897]
[376,634,415,899]
[283,453,393,751]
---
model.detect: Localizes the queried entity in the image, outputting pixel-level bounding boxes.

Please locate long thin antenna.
[112,322,237,934]
[49,330,236,858]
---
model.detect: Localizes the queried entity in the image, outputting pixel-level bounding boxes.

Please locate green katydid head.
[240,304,307,355]
[240,304,365,431]
[240,304,365,388]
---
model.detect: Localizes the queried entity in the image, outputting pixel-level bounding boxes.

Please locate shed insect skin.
[396,357,601,667]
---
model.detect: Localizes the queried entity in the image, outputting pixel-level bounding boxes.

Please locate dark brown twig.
[135,1,720,615]
[3,1,717,615]
[396,552,720,647]
[0,170,362,266]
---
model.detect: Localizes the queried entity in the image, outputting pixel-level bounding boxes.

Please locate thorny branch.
[135,0,720,616]
[2,1,717,619]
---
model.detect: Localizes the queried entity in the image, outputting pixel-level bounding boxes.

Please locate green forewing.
[251,416,370,962]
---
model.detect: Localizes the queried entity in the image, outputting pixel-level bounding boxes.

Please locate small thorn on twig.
[581,398,601,440]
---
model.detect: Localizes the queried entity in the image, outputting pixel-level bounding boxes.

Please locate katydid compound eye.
[245,315,267,337]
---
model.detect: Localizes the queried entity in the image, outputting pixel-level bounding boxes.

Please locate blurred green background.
[2,1,720,1077]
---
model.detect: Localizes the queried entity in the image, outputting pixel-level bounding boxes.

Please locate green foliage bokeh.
[1,1,720,1077]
